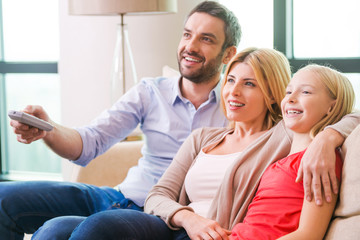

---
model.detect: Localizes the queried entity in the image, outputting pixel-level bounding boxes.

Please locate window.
[221,0,360,110]
[293,0,360,58]
[220,0,274,50]
[0,0,61,180]
[274,0,360,110]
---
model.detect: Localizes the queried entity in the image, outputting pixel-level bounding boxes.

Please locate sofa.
[325,124,360,239]
[70,125,360,239]
[70,140,143,187]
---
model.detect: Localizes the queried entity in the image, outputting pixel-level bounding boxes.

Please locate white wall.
[58,0,203,127]
[58,0,204,179]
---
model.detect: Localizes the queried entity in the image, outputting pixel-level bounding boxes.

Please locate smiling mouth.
[229,101,245,107]
[184,56,201,63]
[286,110,303,114]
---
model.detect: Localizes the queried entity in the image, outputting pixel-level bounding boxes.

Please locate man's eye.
[202,37,213,43]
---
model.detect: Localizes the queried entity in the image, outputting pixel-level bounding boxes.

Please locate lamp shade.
[69,0,177,15]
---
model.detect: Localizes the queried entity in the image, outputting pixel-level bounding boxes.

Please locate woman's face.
[281,69,335,133]
[222,62,268,127]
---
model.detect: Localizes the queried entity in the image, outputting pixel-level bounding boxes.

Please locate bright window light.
[2,0,59,61]
[219,0,273,51]
[293,0,360,58]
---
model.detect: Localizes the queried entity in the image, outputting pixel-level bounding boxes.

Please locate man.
[0,1,240,239]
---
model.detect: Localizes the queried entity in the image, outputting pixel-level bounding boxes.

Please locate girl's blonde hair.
[221,47,291,129]
[297,64,355,138]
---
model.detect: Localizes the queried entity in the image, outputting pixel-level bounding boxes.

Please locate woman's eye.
[245,81,255,87]
[286,91,292,94]
[303,91,310,94]
[227,78,235,83]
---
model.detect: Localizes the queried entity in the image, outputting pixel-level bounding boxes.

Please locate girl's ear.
[327,100,336,115]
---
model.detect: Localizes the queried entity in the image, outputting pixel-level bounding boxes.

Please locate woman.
[145,47,292,239]
[230,64,355,239]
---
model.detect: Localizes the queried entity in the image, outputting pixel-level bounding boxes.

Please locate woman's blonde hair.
[221,47,291,129]
[297,64,355,138]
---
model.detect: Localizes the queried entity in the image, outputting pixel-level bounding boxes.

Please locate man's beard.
[178,51,224,84]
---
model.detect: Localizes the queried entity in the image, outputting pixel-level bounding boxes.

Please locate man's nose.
[185,37,199,53]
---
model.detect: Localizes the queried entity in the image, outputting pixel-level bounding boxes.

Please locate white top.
[184,149,240,217]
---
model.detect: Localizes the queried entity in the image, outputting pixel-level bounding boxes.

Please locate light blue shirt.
[75,76,227,206]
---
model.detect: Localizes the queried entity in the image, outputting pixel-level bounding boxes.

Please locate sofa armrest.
[71,141,143,187]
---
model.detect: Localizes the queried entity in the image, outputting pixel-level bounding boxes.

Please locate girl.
[230,64,355,239]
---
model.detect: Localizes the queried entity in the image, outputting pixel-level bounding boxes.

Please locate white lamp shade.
[69,0,177,15]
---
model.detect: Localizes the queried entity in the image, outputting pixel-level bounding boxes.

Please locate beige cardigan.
[144,115,360,230]
[145,121,291,230]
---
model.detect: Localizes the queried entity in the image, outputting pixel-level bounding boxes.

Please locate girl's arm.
[277,190,338,240]
[280,150,342,240]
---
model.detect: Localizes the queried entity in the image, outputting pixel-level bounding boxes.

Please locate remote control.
[8,110,54,131]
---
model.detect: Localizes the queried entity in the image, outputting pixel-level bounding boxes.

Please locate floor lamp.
[68,0,177,103]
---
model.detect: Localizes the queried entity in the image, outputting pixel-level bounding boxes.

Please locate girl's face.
[281,69,335,134]
[222,62,268,127]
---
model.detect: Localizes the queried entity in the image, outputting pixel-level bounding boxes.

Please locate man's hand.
[172,210,231,240]
[296,128,343,205]
[10,105,50,144]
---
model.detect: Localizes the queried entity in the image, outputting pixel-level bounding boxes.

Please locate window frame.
[0,0,58,178]
[274,0,360,73]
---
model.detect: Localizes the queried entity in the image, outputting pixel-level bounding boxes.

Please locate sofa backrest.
[71,141,143,187]
[325,124,360,239]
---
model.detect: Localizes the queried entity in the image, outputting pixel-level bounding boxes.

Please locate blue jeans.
[0,181,188,240]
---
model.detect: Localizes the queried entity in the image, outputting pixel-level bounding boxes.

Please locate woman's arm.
[145,127,231,239]
[144,128,224,226]
[172,209,231,240]
[298,112,360,205]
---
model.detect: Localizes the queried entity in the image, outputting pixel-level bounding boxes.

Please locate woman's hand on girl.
[296,128,343,205]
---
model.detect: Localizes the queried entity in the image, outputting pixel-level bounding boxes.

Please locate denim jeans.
[0,180,152,240]
[0,181,190,240]
[32,209,190,240]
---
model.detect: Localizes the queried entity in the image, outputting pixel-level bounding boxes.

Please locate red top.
[230,149,342,240]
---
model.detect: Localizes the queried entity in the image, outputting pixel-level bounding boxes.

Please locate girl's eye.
[286,90,292,94]
[303,91,311,94]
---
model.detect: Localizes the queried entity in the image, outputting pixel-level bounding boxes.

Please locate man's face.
[177,12,227,84]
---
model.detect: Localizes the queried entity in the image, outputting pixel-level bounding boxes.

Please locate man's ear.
[222,46,237,64]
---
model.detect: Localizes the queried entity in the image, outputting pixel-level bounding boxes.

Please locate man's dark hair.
[186,1,241,50]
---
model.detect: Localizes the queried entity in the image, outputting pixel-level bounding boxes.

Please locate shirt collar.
[172,77,222,106]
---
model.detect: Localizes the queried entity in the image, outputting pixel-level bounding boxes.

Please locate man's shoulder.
[140,76,179,89]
